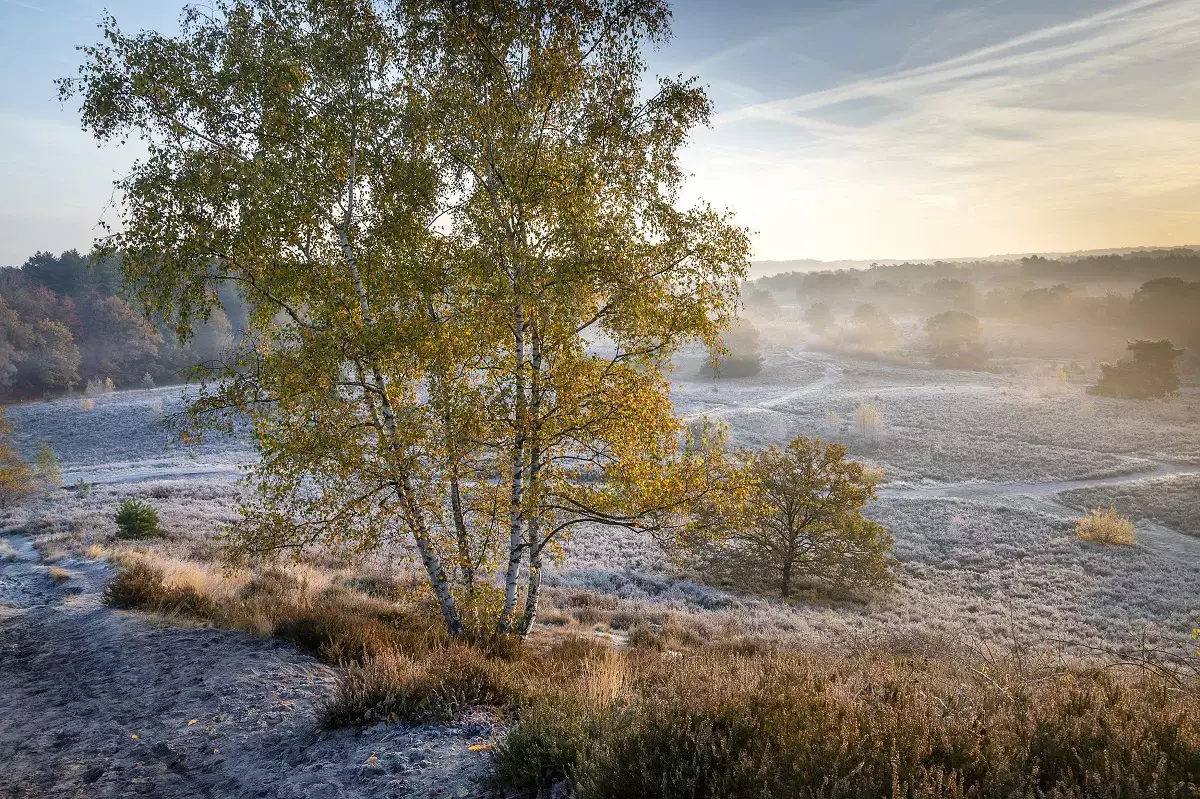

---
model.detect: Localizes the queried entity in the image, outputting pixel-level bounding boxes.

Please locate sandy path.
[0,539,499,799]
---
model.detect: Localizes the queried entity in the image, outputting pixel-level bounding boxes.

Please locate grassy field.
[8,344,1198,658]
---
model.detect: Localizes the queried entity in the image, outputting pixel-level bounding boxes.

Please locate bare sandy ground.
[0,538,499,799]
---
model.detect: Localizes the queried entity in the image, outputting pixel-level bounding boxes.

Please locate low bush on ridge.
[1076,505,1137,546]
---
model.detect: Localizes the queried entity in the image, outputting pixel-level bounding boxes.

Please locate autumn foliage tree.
[0,408,34,509]
[697,437,894,599]
[63,0,749,638]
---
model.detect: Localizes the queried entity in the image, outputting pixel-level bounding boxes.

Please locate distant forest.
[3,247,1198,403]
[0,250,247,401]
[754,249,1200,360]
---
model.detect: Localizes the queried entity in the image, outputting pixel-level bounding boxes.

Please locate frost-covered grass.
[548,498,1200,656]
[1060,475,1200,538]
[4,385,251,483]
[673,348,1200,482]
[3,342,1198,658]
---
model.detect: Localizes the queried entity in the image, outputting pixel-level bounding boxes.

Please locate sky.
[1,0,1199,265]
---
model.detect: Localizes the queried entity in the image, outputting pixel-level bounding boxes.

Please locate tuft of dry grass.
[46,566,71,583]
[1076,505,1138,546]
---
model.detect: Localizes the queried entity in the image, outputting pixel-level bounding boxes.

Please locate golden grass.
[1076,505,1137,546]
[47,566,72,583]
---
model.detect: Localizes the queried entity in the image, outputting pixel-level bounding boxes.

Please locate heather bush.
[101,560,212,617]
[1076,505,1137,546]
[114,498,160,539]
[496,651,1200,799]
[319,645,521,727]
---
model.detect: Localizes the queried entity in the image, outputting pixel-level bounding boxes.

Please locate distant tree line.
[752,252,1199,366]
[0,250,246,400]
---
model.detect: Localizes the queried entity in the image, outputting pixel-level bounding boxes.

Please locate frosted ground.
[4,346,1199,656]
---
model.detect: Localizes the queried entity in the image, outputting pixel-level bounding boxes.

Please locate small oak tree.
[848,303,894,346]
[0,409,34,509]
[803,302,834,335]
[699,436,895,599]
[1089,340,1184,399]
[63,0,749,638]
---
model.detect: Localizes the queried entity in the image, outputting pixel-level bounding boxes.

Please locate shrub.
[853,402,883,444]
[1076,505,1137,546]
[319,645,520,727]
[496,651,1200,799]
[115,498,160,539]
[33,444,62,493]
[1090,339,1184,399]
[101,560,212,616]
[492,696,595,792]
[925,311,988,369]
[0,408,34,509]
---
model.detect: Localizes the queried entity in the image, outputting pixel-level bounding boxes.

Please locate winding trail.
[878,461,1200,502]
[684,349,1200,548]
[0,538,498,799]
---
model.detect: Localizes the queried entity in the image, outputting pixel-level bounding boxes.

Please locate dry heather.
[96,557,1200,798]
[1076,506,1138,546]
[495,649,1200,799]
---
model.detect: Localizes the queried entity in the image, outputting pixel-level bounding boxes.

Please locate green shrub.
[114,498,160,539]
[492,696,595,793]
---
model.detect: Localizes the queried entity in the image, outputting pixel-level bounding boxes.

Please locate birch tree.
[62,0,749,637]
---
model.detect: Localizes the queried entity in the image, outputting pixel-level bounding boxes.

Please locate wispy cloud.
[683,0,1200,260]
[716,0,1192,125]
[1,0,45,11]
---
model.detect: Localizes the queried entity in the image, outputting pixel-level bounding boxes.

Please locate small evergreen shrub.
[1076,505,1137,546]
[115,498,160,539]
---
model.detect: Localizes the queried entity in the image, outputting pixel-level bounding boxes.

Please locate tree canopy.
[1089,339,1184,399]
[925,311,987,369]
[696,436,894,599]
[62,0,749,637]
